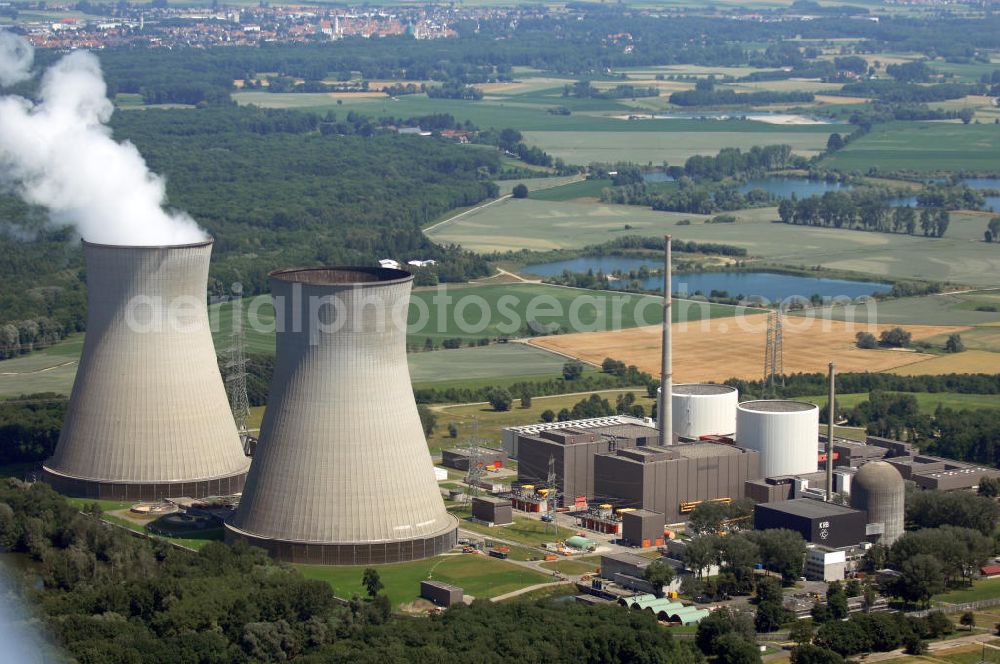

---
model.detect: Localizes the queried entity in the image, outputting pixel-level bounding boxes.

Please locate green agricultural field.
[799,392,1000,413]
[428,198,1000,287]
[0,336,83,398]
[494,174,584,197]
[521,129,830,165]
[236,89,845,138]
[296,554,554,607]
[798,290,1000,327]
[529,178,613,202]
[408,344,570,384]
[427,388,656,449]
[821,122,1000,173]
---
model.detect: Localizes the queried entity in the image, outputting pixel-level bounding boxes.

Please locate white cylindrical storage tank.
[672,384,738,439]
[736,400,818,477]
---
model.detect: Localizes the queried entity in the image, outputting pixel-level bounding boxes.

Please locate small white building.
[378,258,400,270]
[804,547,847,582]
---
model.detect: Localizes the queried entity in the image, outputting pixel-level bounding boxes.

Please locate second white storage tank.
[736,400,818,477]
[672,384,738,439]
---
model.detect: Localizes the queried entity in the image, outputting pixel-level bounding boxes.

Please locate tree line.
[0,479,705,663]
[777,194,952,238]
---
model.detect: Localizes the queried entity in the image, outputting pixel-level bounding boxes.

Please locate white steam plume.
[0,34,206,246]
[0,31,33,86]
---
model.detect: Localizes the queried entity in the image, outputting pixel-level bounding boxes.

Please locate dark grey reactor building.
[517,422,657,505]
[592,443,761,524]
[754,498,867,548]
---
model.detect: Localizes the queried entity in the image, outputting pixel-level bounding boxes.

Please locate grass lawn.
[821,122,1000,173]
[296,553,555,607]
[539,556,602,576]
[450,506,578,547]
[935,578,1000,604]
[427,387,655,449]
[880,640,1000,664]
[504,582,578,603]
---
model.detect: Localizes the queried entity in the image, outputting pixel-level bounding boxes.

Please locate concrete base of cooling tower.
[223,517,460,565]
[41,466,248,501]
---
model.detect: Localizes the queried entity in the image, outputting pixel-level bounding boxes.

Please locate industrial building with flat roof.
[502,415,654,458]
[471,496,513,526]
[620,509,666,549]
[593,442,761,524]
[441,446,507,471]
[754,498,867,548]
[516,422,657,506]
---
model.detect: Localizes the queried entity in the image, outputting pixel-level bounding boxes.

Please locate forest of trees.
[0,395,66,465]
[0,479,705,663]
[0,106,499,350]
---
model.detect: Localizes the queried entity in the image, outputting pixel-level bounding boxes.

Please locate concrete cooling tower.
[226,267,458,564]
[43,240,250,500]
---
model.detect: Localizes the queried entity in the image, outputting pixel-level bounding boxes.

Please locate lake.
[738,177,852,199]
[648,111,845,125]
[736,177,998,210]
[521,258,891,302]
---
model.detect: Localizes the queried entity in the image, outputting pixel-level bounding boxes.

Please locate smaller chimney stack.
[659,235,672,446]
[826,362,835,500]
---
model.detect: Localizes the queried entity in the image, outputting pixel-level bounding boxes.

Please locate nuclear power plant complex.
[35,232,1000,586]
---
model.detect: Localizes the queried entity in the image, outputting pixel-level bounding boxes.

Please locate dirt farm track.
[528,313,969,383]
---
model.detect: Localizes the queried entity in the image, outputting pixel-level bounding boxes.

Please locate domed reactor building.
[226,267,457,564]
[43,240,251,500]
[850,460,905,546]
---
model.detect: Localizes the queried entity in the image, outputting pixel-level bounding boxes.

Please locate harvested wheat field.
[888,349,1000,376]
[529,313,967,383]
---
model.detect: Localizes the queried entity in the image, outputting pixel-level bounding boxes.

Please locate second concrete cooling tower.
[43,240,250,500]
[226,267,457,564]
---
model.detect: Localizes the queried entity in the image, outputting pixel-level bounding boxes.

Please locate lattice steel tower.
[763,309,785,396]
[224,284,254,457]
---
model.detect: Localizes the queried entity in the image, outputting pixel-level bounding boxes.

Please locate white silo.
[736,400,818,477]
[226,267,457,565]
[42,240,251,500]
[672,384,738,439]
